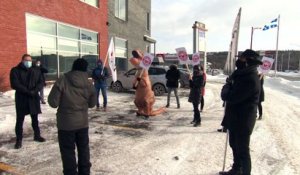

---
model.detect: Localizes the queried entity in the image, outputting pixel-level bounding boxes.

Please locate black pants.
[15,114,40,140]
[258,102,262,117]
[192,102,201,122]
[58,128,91,175]
[229,130,251,175]
[200,96,204,111]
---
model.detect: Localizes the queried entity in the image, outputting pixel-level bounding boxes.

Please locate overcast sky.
[151,0,300,53]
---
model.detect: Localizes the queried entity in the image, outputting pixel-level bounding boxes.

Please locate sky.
[151,0,300,53]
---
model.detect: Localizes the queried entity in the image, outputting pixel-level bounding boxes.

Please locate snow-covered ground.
[0,72,299,175]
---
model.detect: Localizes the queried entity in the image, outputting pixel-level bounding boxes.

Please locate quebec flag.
[262,18,278,31]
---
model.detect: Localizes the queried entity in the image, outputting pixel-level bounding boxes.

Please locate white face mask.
[23,61,32,68]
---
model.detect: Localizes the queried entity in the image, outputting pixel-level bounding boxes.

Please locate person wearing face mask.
[219,49,262,175]
[92,59,109,111]
[35,60,48,104]
[188,65,204,127]
[10,54,46,149]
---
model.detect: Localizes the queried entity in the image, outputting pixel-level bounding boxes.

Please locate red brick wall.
[0,0,108,91]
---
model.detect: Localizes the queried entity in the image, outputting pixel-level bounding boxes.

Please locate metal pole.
[250,27,254,49]
[274,15,280,76]
[288,50,291,71]
[222,131,229,171]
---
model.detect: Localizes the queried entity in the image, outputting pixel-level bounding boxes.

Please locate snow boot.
[34,136,46,142]
[14,139,22,149]
[219,167,242,175]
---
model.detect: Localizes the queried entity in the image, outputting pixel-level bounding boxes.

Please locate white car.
[108,66,168,96]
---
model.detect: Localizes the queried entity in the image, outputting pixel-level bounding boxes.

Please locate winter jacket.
[37,65,48,86]
[166,68,180,88]
[188,73,204,103]
[221,66,260,135]
[48,71,97,131]
[10,63,43,116]
[92,66,109,88]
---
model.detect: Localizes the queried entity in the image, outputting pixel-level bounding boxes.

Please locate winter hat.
[72,58,88,72]
[239,49,262,65]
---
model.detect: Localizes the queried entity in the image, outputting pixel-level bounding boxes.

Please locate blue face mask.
[23,61,32,68]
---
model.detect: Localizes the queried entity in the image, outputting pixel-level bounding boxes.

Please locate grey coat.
[48,71,97,131]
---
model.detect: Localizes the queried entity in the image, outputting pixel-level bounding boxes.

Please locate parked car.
[108,66,168,96]
[108,66,191,95]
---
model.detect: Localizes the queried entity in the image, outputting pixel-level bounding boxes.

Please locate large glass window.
[80,0,99,7]
[26,14,99,80]
[115,0,127,20]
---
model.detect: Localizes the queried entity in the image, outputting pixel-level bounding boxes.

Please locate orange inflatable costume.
[130,50,165,117]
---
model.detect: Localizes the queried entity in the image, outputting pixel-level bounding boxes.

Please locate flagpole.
[274,15,280,77]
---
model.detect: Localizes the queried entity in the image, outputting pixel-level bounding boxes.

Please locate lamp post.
[250,27,261,49]
[192,21,207,72]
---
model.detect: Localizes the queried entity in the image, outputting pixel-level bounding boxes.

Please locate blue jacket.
[92,66,109,88]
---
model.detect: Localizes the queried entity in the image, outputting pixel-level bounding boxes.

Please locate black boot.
[34,135,46,142]
[193,121,201,127]
[14,139,22,149]
[258,115,262,120]
[217,127,227,133]
[177,104,180,109]
[219,167,242,175]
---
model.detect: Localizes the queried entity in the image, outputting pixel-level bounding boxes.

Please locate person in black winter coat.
[257,74,264,120]
[35,60,48,104]
[10,54,46,149]
[188,65,204,127]
[165,64,181,108]
[219,49,262,175]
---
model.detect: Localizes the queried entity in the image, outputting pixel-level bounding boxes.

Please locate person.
[35,60,48,104]
[200,65,206,112]
[257,74,264,120]
[129,49,165,118]
[165,64,181,108]
[188,65,204,127]
[10,54,46,149]
[48,58,97,175]
[92,59,109,111]
[219,49,262,175]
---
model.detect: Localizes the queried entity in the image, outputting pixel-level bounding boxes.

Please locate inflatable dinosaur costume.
[129,50,165,117]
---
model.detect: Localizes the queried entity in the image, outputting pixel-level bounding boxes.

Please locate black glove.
[136,77,141,81]
[132,85,137,89]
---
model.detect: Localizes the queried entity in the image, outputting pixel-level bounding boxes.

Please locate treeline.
[207,50,300,71]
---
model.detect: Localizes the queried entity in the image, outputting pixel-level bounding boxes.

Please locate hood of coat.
[65,71,89,88]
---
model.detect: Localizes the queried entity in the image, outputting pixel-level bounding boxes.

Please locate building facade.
[108,0,155,71]
[0,0,108,91]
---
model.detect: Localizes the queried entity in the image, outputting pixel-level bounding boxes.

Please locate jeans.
[95,86,107,108]
[15,114,40,140]
[58,128,91,175]
[166,87,180,106]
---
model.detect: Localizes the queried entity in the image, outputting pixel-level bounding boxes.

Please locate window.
[115,0,127,20]
[26,14,99,80]
[147,12,150,31]
[149,68,166,75]
[114,37,128,71]
[80,0,99,7]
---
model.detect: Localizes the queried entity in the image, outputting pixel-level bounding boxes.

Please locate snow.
[0,72,300,175]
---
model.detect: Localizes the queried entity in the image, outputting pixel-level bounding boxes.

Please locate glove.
[132,85,137,89]
[136,77,141,81]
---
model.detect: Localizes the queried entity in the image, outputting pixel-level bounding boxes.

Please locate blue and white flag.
[262,18,278,31]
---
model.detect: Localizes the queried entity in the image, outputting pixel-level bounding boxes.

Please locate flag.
[175,47,189,64]
[262,18,278,31]
[139,53,154,70]
[224,8,241,75]
[257,56,274,74]
[107,38,117,82]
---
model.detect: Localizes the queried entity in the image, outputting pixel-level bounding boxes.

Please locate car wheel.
[152,83,165,96]
[111,81,123,92]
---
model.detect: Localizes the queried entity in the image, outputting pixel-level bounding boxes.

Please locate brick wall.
[0,0,108,91]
